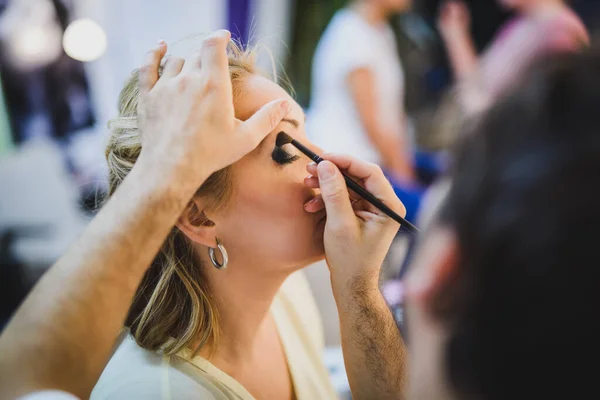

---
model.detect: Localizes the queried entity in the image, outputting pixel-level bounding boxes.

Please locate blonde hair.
[105,41,260,356]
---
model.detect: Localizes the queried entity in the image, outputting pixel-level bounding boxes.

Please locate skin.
[189,74,327,270]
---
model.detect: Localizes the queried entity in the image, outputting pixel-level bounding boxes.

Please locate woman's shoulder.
[91,333,222,400]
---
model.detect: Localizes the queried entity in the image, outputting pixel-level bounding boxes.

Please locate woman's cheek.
[243,180,310,216]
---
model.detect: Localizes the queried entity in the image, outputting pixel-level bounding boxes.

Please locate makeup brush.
[276,132,419,234]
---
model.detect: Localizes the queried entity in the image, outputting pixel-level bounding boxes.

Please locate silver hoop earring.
[208,238,228,270]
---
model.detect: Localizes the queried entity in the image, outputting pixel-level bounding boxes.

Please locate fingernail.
[158,39,166,46]
[217,29,231,39]
[305,197,318,206]
[318,161,336,180]
[308,162,317,168]
[280,100,291,113]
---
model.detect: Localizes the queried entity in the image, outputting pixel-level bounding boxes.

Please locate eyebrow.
[281,118,300,128]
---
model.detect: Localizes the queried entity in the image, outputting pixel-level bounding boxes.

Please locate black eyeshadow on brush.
[272,137,300,165]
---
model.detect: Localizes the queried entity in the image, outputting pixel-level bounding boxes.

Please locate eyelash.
[272,146,300,165]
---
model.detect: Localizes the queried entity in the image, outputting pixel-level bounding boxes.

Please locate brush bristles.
[275,131,294,148]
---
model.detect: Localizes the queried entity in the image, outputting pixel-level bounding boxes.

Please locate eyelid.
[272,146,300,165]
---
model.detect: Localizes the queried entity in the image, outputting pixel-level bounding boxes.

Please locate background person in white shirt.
[307,1,413,172]
[307,0,421,222]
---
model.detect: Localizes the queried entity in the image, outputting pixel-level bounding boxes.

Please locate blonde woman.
[91,37,407,400]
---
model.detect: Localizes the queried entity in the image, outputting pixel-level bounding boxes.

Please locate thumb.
[237,99,292,148]
[318,161,356,231]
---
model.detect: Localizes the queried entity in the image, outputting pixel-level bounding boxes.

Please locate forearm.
[334,277,408,400]
[367,126,413,181]
[444,33,478,82]
[0,158,201,399]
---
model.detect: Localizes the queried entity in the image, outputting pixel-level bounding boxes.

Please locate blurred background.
[1,1,599,398]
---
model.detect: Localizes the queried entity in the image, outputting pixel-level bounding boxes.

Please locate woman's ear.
[176,198,218,248]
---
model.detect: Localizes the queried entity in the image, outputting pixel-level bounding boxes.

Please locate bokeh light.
[62,18,107,62]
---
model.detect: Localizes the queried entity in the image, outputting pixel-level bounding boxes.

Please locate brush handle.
[342,174,419,233]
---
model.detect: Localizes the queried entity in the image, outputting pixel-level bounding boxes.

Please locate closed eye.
[272,146,300,165]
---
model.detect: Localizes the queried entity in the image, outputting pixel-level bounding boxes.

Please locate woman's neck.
[351,0,390,26]
[201,260,295,362]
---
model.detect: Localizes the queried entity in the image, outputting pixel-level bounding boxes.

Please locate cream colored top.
[91,271,338,400]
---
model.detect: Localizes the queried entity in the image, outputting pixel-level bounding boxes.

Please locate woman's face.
[209,75,326,272]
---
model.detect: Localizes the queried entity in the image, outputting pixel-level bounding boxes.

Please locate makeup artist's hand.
[304,154,406,292]
[305,154,409,400]
[137,30,291,189]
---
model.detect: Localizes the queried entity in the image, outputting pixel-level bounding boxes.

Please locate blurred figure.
[404,48,600,399]
[307,0,422,221]
[438,0,589,115]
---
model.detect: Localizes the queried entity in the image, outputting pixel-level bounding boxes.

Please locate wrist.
[133,153,207,202]
[332,275,382,316]
[331,270,380,302]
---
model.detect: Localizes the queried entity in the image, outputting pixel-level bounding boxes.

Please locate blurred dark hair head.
[435,47,600,399]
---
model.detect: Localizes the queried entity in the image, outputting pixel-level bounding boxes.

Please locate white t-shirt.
[306,8,406,165]
[90,271,337,400]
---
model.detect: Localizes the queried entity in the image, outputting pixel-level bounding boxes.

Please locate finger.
[317,161,356,231]
[351,199,366,214]
[304,174,362,200]
[183,50,202,73]
[321,153,402,213]
[304,195,325,213]
[304,193,361,215]
[193,30,231,77]
[321,153,385,181]
[162,56,185,78]
[182,29,230,74]
[237,99,292,149]
[307,161,371,202]
[304,175,319,189]
[139,40,167,96]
